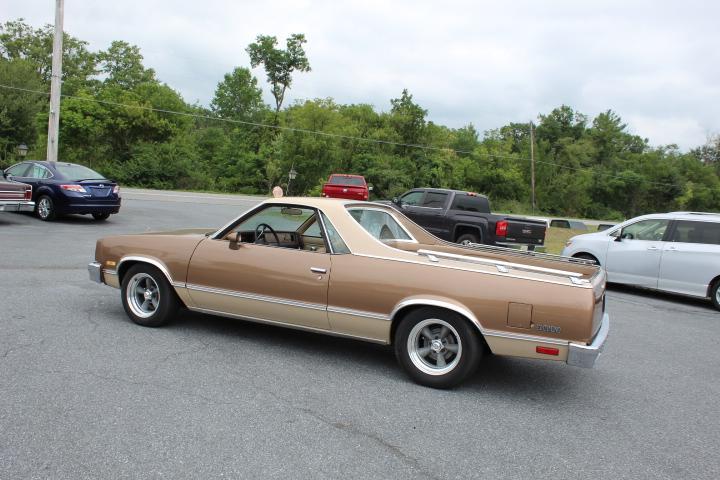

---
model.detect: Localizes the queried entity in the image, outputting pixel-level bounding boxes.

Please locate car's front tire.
[711,279,720,311]
[121,264,180,327]
[394,307,482,389]
[36,195,56,221]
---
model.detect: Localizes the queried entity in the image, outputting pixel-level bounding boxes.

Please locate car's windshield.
[55,164,106,181]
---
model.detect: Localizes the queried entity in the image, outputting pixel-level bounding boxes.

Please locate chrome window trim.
[187,306,389,345]
[317,210,352,254]
[345,206,418,244]
[186,283,327,311]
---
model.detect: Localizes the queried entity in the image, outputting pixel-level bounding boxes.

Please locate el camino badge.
[533,324,561,334]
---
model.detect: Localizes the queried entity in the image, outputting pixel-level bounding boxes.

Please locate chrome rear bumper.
[567,313,610,368]
[0,201,35,212]
[88,261,102,283]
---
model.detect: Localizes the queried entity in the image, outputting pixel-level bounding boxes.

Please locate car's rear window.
[328,176,365,186]
[54,164,106,181]
[450,194,489,212]
[347,208,412,242]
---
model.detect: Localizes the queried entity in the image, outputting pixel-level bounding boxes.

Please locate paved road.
[1,190,719,479]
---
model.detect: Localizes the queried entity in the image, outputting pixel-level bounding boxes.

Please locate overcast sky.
[5,1,719,149]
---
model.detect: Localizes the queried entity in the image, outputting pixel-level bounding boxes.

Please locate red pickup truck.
[321,174,371,201]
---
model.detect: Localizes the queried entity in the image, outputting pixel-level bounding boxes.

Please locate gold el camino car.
[89,197,609,388]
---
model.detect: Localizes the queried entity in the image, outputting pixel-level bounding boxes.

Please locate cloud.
[5,0,719,149]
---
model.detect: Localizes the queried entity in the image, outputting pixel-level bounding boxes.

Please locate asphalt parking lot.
[1,189,719,479]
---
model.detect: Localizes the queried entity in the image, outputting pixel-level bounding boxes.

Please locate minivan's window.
[348,208,412,241]
[670,221,720,245]
[621,219,669,241]
[55,164,105,181]
[328,176,365,186]
[422,192,448,208]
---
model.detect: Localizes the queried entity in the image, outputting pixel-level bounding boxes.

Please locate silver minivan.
[562,212,720,310]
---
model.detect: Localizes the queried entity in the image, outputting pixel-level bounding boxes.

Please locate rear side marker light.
[536,346,559,356]
[60,184,87,193]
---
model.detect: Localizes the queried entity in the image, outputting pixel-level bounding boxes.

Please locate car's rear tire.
[92,213,110,221]
[121,264,180,327]
[710,279,720,311]
[456,233,480,246]
[36,195,56,221]
[394,307,482,389]
[573,253,600,265]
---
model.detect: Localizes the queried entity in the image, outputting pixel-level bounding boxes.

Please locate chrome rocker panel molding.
[567,313,610,368]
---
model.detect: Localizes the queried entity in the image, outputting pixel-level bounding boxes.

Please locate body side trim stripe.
[187,306,389,345]
[186,283,327,311]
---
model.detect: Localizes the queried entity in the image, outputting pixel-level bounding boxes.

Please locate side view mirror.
[2,170,8,179]
[392,197,400,204]
[614,234,622,242]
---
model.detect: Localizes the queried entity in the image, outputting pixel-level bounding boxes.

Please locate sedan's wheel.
[456,233,480,246]
[395,307,482,388]
[92,213,110,221]
[121,264,179,327]
[36,195,56,221]
[711,280,720,311]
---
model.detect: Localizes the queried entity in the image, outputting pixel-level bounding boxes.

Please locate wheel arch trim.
[116,255,180,287]
[390,297,487,337]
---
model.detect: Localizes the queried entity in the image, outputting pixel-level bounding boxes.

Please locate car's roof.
[624,212,720,223]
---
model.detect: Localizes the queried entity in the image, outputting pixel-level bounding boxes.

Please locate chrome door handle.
[647,246,659,251]
[310,267,327,274]
[666,246,678,251]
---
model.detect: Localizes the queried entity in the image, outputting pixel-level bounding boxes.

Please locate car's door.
[404,190,449,238]
[185,205,331,330]
[604,218,670,287]
[658,220,720,297]
[396,190,425,222]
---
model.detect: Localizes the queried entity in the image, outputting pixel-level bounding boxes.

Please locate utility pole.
[530,121,536,214]
[46,0,64,163]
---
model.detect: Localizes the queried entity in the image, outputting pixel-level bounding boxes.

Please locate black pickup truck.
[385,188,547,248]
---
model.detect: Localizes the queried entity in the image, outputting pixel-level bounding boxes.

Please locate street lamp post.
[16,143,29,159]
[287,164,298,196]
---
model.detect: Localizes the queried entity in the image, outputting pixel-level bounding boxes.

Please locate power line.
[0,83,682,188]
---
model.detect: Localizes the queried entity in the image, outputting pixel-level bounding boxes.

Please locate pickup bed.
[0,178,34,213]
[386,188,546,248]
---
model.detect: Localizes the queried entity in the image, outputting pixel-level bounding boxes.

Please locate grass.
[542,227,589,255]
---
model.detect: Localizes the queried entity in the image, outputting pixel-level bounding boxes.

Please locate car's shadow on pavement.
[167,308,582,397]
[607,283,715,311]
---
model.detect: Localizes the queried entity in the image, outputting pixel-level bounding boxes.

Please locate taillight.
[113,185,120,195]
[24,185,32,201]
[496,220,508,237]
[60,184,87,193]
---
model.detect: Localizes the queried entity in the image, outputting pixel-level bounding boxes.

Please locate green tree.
[246,34,311,114]
[210,67,265,122]
[98,41,155,89]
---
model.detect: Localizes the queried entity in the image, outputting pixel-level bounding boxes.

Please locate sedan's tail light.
[113,185,120,195]
[24,185,32,200]
[496,220,508,237]
[60,184,87,193]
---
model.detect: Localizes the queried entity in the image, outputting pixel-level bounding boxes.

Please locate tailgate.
[322,184,367,199]
[504,218,547,245]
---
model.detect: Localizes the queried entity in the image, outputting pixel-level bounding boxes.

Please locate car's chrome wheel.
[37,196,55,221]
[407,318,462,375]
[395,307,482,388]
[126,272,160,318]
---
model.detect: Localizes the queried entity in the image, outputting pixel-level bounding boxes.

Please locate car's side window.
[400,191,423,206]
[421,192,448,208]
[621,219,669,241]
[320,212,351,254]
[348,208,413,242]
[669,221,720,245]
[6,163,31,177]
[28,164,50,179]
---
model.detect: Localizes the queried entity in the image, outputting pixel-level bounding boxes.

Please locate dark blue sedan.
[3,161,121,221]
